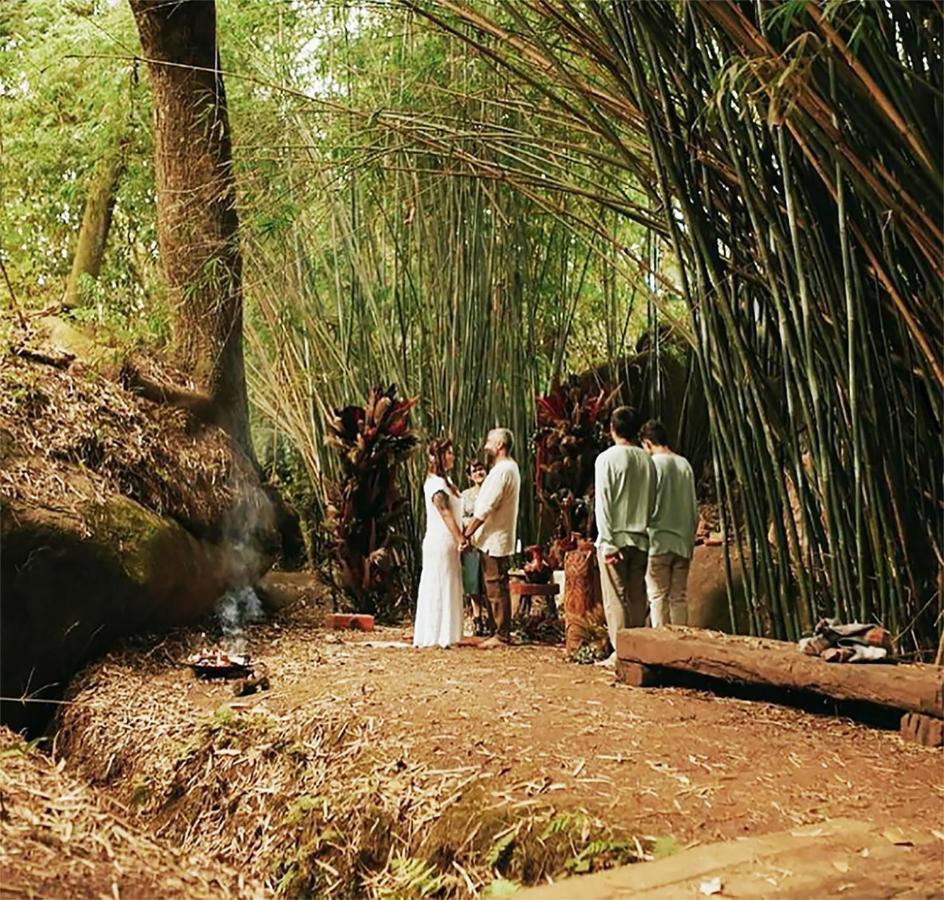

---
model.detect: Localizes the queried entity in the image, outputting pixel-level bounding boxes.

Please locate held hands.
[604,549,624,565]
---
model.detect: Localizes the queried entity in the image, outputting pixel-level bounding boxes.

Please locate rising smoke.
[217,585,266,655]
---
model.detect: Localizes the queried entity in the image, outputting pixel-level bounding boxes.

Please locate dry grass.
[55,621,644,897]
[0,343,250,533]
[0,726,252,899]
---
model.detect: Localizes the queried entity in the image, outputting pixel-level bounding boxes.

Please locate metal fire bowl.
[187,654,253,680]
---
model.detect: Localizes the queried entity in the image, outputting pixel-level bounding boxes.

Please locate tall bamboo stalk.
[401,0,943,654]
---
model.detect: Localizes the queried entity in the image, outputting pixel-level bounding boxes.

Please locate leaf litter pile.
[0,347,252,527]
[0,726,247,899]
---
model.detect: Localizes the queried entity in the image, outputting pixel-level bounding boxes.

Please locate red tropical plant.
[325,384,418,615]
[532,377,617,554]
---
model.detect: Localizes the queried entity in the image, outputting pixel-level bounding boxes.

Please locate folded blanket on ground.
[798,619,894,663]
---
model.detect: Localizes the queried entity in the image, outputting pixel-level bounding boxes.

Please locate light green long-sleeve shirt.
[594,444,656,555]
[648,451,698,558]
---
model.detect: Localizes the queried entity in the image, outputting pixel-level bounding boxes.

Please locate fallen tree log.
[616,627,944,719]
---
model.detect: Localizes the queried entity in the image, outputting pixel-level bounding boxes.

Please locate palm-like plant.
[533,379,616,548]
[325,385,418,615]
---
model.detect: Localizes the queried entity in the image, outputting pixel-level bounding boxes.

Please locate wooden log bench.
[616,627,944,747]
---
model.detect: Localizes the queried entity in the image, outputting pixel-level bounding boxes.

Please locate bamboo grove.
[27,2,937,650]
[394,0,942,655]
[240,11,666,607]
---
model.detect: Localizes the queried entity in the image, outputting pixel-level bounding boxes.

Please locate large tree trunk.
[129,0,253,459]
[63,142,126,309]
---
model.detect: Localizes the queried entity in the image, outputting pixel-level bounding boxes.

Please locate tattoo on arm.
[433,490,450,511]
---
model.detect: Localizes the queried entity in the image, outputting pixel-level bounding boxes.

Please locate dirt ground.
[300,635,944,864]
[47,597,944,897]
[265,636,935,842]
[270,633,944,890]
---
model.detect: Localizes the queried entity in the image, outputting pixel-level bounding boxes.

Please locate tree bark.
[128,0,253,459]
[63,143,126,309]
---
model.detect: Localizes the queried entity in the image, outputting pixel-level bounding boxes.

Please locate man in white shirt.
[595,406,656,666]
[463,428,521,647]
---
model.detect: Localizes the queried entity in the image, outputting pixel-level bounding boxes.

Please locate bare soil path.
[267,632,939,846]
[213,620,942,891]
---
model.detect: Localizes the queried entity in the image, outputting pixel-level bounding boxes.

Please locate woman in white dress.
[413,438,466,648]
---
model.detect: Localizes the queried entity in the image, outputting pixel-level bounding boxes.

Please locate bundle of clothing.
[798,619,894,663]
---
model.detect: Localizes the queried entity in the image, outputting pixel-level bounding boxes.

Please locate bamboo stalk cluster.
[403,0,942,654]
[243,51,650,594]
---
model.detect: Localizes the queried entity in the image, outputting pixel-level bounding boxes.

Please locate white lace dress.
[413,475,463,648]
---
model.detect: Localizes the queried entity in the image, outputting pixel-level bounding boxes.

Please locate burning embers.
[187,649,253,679]
[186,585,270,696]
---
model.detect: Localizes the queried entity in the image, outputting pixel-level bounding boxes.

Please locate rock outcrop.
[0,338,282,732]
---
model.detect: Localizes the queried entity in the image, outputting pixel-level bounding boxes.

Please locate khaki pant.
[646,552,691,627]
[597,546,648,650]
[482,553,512,640]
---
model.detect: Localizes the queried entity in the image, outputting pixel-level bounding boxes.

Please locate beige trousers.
[597,546,648,651]
[646,552,691,627]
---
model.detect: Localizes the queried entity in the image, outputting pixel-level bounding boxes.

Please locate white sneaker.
[594,651,617,669]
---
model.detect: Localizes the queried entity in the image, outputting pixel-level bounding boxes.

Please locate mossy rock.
[1,483,242,733]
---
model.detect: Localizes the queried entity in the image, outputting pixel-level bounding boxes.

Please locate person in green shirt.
[640,419,699,627]
[594,406,656,665]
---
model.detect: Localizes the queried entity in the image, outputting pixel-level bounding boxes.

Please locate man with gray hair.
[463,427,520,647]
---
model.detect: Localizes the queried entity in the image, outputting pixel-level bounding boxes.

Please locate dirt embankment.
[0,328,283,733]
[0,725,249,898]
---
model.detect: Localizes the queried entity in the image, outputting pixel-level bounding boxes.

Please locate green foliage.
[566,838,635,874]
[285,794,328,827]
[541,811,591,841]
[383,856,450,898]
[651,835,680,859]
[486,826,518,871]
[0,735,46,758]
[0,0,156,310]
[500,807,643,880]
[763,0,810,40]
